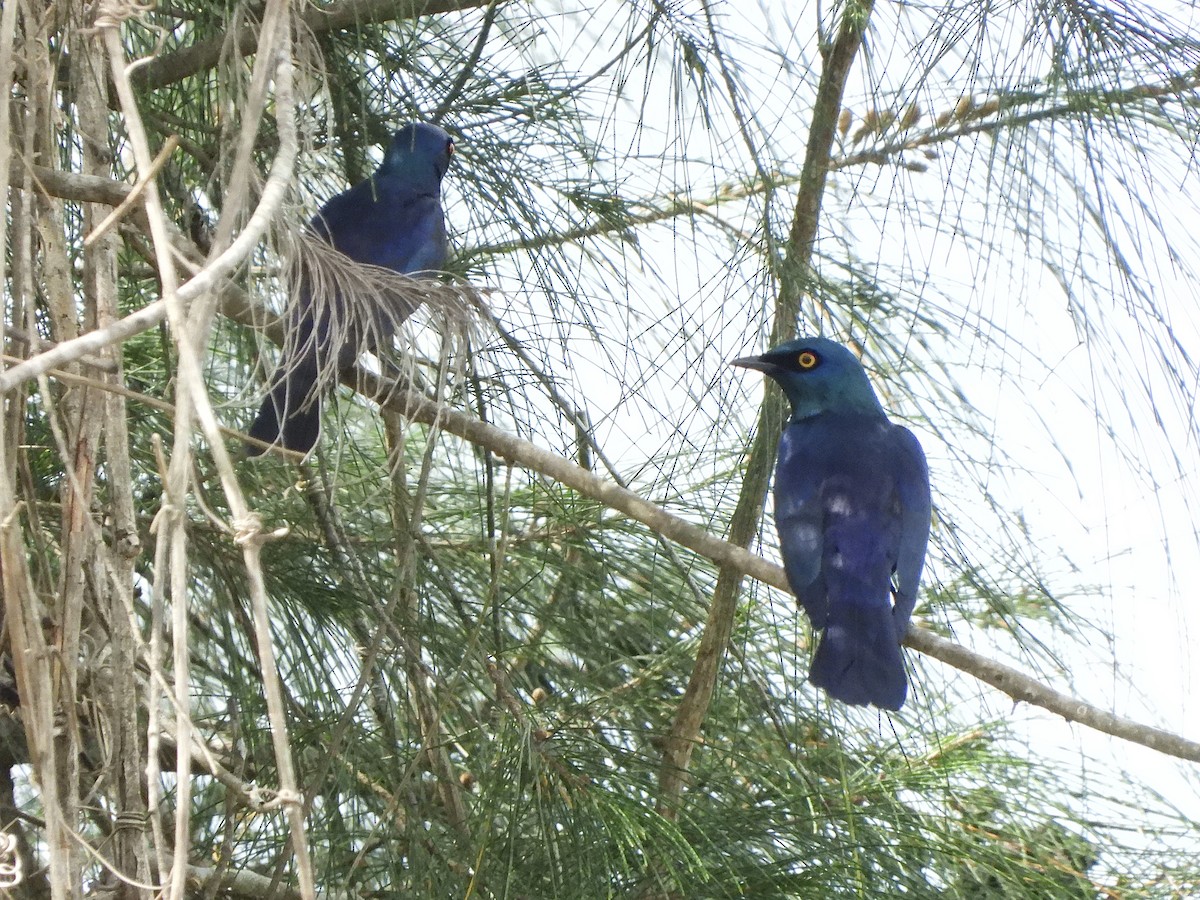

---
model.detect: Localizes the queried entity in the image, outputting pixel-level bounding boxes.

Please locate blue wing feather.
[773,412,930,709]
[312,180,447,274]
[774,424,828,626]
[890,425,931,629]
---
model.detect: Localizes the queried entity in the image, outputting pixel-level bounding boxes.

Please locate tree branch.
[131,0,498,92]
[657,0,876,819]
[355,371,1200,765]
[0,145,288,395]
[17,271,1200,766]
[179,858,349,900]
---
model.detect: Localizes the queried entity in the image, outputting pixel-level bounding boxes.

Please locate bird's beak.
[730,355,771,372]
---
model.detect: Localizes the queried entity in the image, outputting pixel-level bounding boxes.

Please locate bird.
[732,337,931,710]
[247,122,455,456]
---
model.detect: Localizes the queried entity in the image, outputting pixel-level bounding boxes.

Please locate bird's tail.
[808,597,907,710]
[247,359,321,457]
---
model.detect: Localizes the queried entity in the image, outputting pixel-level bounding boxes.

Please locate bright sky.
[442,0,1200,858]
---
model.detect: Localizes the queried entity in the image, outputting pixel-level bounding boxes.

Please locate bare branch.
[132,0,499,92]
[177,858,350,900]
[0,126,293,394]
[904,629,1200,760]
[0,300,170,394]
[657,0,877,819]
[9,161,136,207]
[352,371,1200,765]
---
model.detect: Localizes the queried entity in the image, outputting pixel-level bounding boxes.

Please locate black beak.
[730,355,771,372]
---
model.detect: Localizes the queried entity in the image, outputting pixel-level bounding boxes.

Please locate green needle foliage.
[1,0,1199,896]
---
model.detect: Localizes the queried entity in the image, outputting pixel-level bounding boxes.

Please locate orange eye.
[797,351,819,369]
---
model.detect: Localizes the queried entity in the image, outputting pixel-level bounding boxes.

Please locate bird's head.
[731,337,885,421]
[381,122,455,184]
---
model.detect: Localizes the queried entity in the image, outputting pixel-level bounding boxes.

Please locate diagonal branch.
[20,275,1200,766]
[656,0,877,819]
[0,150,289,394]
[132,0,499,92]
[353,372,1200,765]
[431,0,500,123]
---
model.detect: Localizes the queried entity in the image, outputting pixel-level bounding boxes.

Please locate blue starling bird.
[247,122,455,456]
[733,338,931,710]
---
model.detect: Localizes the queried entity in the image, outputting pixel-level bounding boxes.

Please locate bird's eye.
[797,350,819,369]
[446,140,455,156]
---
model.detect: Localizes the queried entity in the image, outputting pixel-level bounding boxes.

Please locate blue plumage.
[248,122,454,456]
[733,338,931,710]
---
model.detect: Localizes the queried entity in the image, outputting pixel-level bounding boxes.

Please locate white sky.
[428,0,1200,864]
[549,0,1200,829]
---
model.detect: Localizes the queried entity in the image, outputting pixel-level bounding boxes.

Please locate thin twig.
[84,135,179,248]
[432,0,500,123]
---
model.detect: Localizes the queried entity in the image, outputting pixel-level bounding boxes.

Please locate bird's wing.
[774,423,832,627]
[777,415,927,630]
[888,424,931,627]
[383,195,449,274]
[312,183,447,274]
